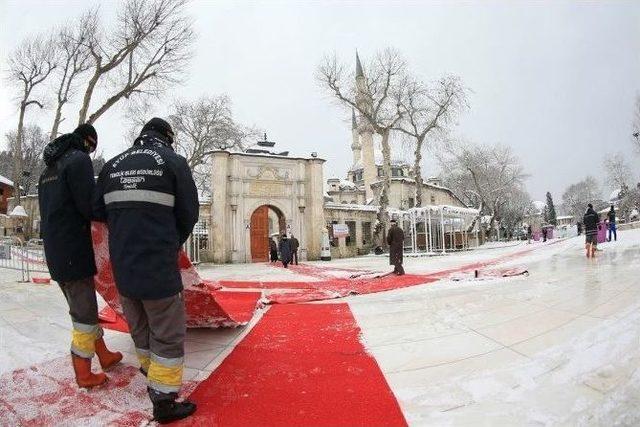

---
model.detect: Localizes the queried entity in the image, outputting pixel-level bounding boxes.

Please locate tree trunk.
[13,104,26,207]
[414,136,424,207]
[375,128,393,247]
[50,103,64,141]
[78,70,101,125]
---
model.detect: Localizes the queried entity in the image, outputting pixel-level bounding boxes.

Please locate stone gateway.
[209,150,325,263]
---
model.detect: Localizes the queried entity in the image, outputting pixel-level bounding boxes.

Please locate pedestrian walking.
[583,203,599,258]
[542,227,548,242]
[387,219,405,275]
[279,234,293,268]
[607,205,617,242]
[269,237,278,262]
[577,222,583,236]
[93,118,199,423]
[38,124,122,389]
[290,234,300,265]
[527,225,532,244]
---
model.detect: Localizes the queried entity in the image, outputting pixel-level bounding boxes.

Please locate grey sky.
[1,0,639,202]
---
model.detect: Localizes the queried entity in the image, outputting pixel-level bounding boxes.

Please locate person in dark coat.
[607,205,617,242]
[93,118,198,423]
[269,237,278,262]
[290,234,300,265]
[38,124,122,389]
[576,222,583,236]
[279,234,293,268]
[387,219,405,275]
[527,225,532,244]
[542,227,548,242]
[583,203,599,258]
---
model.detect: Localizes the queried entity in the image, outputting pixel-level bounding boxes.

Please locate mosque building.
[206,54,468,263]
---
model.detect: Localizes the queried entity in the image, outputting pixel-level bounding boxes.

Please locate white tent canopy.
[392,205,480,254]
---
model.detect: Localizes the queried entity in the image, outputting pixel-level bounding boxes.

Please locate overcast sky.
[1,0,639,202]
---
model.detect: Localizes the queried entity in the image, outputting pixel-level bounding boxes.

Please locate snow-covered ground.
[349,231,640,425]
[0,230,639,425]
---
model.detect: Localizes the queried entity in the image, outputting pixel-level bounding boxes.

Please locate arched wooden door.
[250,206,270,262]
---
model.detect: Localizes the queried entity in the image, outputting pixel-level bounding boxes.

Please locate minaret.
[350,108,361,168]
[355,51,376,201]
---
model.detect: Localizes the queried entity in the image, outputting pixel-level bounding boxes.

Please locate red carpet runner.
[179,303,408,427]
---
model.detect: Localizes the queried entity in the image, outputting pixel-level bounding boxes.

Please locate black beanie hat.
[73,123,98,145]
[141,117,174,142]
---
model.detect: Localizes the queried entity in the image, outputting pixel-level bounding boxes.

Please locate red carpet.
[0,356,197,426]
[179,304,408,427]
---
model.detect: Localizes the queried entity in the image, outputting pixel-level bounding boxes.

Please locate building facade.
[209,149,325,264]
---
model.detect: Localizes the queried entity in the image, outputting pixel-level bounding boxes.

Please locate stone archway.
[250,205,286,262]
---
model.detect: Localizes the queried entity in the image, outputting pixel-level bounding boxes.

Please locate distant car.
[26,238,44,246]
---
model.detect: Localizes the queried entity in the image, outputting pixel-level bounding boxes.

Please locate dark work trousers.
[120,293,186,394]
[58,277,102,358]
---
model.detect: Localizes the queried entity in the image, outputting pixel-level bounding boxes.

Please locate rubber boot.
[71,353,107,388]
[95,337,123,371]
[148,387,197,424]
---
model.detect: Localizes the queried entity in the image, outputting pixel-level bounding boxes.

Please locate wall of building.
[371,180,466,210]
[0,184,14,215]
[324,205,377,258]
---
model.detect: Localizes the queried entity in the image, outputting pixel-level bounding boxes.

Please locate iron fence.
[0,237,48,282]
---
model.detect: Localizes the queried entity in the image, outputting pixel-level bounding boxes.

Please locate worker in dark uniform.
[93,118,199,423]
[39,124,122,388]
[387,218,405,275]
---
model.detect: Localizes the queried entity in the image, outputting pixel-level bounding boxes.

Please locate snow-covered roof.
[609,189,622,202]
[0,175,14,187]
[324,202,379,212]
[338,179,358,190]
[407,205,480,216]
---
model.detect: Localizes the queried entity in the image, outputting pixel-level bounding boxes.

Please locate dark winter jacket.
[583,207,599,236]
[387,224,404,266]
[290,237,299,252]
[279,237,293,263]
[38,133,97,282]
[93,130,199,300]
[607,209,616,223]
[269,239,278,252]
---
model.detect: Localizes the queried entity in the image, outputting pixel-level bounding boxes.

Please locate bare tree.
[4,125,48,195]
[49,14,94,139]
[170,96,255,168]
[395,75,467,207]
[317,48,407,242]
[499,186,532,238]
[561,176,603,222]
[77,0,194,125]
[438,140,528,237]
[7,35,57,205]
[604,152,633,190]
[168,95,260,197]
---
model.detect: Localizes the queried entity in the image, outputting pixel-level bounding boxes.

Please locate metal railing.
[0,237,48,282]
[2,232,206,282]
[183,232,208,265]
